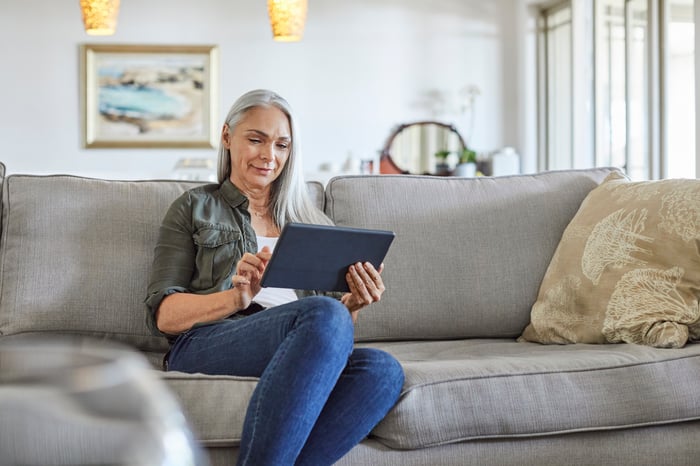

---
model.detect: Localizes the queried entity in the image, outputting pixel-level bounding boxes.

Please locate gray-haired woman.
[146,89,404,465]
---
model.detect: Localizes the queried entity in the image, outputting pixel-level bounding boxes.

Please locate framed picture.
[81,44,219,148]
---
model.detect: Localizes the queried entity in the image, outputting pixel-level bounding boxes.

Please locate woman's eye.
[249,138,262,144]
[276,143,289,149]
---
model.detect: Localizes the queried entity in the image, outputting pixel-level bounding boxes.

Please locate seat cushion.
[161,371,257,447]
[368,339,700,450]
[160,339,700,451]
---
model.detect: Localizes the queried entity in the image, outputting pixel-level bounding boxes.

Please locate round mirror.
[379,121,466,175]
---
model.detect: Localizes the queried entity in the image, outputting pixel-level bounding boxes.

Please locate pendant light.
[79,0,120,36]
[267,0,308,42]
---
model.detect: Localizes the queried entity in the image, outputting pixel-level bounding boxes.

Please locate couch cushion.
[0,175,204,352]
[325,168,617,341]
[160,340,700,451]
[306,180,324,211]
[520,172,700,348]
[0,175,326,354]
[369,339,700,449]
[337,426,700,466]
[161,371,257,447]
[0,162,5,237]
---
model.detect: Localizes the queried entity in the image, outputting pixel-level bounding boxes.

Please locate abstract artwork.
[81,44,219,148]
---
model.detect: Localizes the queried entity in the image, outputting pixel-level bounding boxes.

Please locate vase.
[453,162,476,177]
[434,162,450,175]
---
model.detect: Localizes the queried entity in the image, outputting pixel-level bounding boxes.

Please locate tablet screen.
[260,223,395,292]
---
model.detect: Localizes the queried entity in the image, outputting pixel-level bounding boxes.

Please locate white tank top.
[254,236,299,308]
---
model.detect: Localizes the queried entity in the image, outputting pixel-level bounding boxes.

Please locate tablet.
[260,223,395,292]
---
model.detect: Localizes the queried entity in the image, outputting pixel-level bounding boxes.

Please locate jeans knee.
[356,348,405,396]
[299,296,354,351]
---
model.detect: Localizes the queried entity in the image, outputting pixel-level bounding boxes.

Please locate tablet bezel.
[259,223,395,292]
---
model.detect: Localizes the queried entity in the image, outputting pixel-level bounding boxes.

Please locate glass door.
[594,0,649,179]
[540,0,696,178]
[542,3,574,170]
[665,0,696,178]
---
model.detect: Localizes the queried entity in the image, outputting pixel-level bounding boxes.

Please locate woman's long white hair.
[217,89,332,227]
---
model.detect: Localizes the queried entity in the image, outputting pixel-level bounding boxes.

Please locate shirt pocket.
[192,226,240,290]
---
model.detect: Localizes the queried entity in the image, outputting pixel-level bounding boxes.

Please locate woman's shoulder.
[171,182,222,205]
[163,183,225,219]
[185,182,221,196]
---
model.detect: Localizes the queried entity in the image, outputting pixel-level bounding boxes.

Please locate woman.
[145,89,404,465]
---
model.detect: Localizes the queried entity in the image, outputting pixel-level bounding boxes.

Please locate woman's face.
[223,105,291,192]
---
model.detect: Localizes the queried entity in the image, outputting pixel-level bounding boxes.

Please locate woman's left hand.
[341,262,386,321]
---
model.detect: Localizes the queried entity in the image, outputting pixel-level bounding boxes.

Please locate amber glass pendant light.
[267,0,308,42]
[79,0,120,36]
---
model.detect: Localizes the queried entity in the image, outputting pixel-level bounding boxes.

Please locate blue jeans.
[167,296,405,466]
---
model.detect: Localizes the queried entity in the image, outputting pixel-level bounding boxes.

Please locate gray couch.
[1,163,699,465]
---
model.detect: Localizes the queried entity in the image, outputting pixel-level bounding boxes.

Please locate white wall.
[0,0,530,180]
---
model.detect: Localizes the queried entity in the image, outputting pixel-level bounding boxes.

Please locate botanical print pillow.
[520,172,700,348]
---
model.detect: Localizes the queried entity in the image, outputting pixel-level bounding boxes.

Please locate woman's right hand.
[156,246,273,335]
[232,246,272,311]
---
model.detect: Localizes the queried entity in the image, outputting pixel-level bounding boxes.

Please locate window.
[666,0,696,178]
[539,0,696,180]
[541,4,574,170]
[595,0,649,179]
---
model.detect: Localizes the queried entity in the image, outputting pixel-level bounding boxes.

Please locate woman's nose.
[259,144,273,161]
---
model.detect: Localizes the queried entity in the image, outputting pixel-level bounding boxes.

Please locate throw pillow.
[520,172,700,348]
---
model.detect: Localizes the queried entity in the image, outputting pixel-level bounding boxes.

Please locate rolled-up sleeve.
[145,192,196,317]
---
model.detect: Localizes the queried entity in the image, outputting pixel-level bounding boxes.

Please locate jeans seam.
[240,313,297,465]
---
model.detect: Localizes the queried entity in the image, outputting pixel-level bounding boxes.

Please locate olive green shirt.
[145,179,329,338]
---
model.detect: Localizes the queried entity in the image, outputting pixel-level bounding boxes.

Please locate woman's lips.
[252,166,274,175]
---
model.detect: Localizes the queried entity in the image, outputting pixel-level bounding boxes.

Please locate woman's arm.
[156,247,272,334]
[147,190,267,336]
[156,287,243,335]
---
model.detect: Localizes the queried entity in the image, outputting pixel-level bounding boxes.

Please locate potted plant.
[434,149,452,175]
[454,147,477,177]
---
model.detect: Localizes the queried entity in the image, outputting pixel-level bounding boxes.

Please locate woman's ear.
[221,124,232,148]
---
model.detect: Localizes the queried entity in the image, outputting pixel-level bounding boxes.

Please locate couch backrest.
[325,168,617,341]
[0,175,196,356]
[0,168,611,350]
[0,162,5,238]
[0,174,325,358]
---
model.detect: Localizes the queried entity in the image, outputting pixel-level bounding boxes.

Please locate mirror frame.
[379,121,467,174]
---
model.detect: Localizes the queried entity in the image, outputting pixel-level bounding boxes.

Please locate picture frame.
[80,44,219,149]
